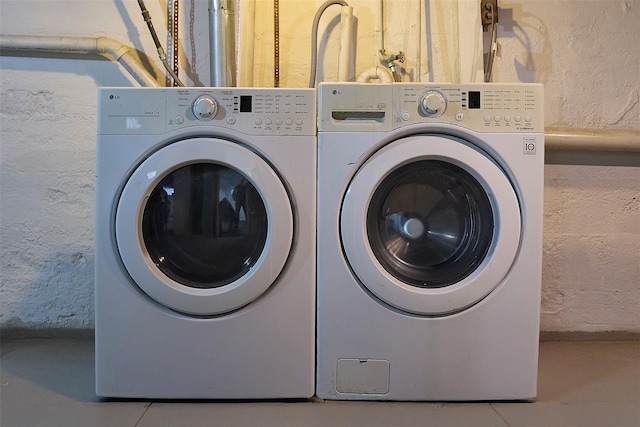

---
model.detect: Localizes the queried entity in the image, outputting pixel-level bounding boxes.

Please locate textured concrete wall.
[0,0,638,332]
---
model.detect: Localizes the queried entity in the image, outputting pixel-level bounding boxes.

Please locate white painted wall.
[1,0,638,333]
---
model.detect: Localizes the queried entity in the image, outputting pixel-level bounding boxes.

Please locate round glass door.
[341,134,521,316]
[367,160,494,288]
[116,138,293,316]
[142,163,268,289]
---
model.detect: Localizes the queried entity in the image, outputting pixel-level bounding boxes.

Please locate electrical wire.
[484,2,498,82]
[308,0,349,88]
[137,0,185,87]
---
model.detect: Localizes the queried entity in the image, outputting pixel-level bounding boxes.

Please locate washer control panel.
[98,87,316,136]
[395,83,544,132]
[318,83,543,133]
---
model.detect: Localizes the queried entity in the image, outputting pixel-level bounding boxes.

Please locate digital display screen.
[469,91,481,109]
[240,96,252,112]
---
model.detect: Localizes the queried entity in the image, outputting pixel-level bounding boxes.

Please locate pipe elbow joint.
[356,65,394,83]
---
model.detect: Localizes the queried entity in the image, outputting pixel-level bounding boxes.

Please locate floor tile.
[1,338,639,427]
[493,401,640,427]
[536,341,640,403]
[0,339,149,427]
[1,402,149,427]
[138,401,507,427]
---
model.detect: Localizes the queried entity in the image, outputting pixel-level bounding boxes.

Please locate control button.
[401,112,411,121]
[504,115,511,122]
[418,90,447,117]
[484,115,491,122]
[285,118,293,125]
[455,112,464,121]
[275,118,283,125]
[295,118,303,125]
[175,115,184,124]
[494,115,501,122]
[192,95,218,121]
[226,116,236,125]
[515,115,522,122]
[265,118,273,125]
[255,118,263,125]
[525,115,532,122]
[423,94,443,113]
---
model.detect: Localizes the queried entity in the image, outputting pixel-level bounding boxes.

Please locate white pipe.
[545,128,640,152]
[97,37,159,88]
[238,0,255,87]
[376,0,384,54]
[0,34,159,87]
[458,0,484,83]
[337,6,353,82]
[417,0,422,82]
[356,65,394,83]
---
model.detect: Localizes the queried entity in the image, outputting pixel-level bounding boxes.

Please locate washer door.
[116,138,293,316]
[341,134,521,315]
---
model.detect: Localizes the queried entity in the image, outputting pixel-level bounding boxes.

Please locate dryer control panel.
[98,88,316,136]
[318,83,543,133]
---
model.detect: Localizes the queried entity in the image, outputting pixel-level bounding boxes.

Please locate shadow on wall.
[0,53,140,88]
[0,250,95,332]
[493,3,551,84]
[541,151,640,333]
[113,0,206,86]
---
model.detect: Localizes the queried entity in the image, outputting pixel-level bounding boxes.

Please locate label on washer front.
[523,137,538,155]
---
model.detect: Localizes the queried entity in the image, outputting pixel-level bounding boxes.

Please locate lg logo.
[523,137,537,155]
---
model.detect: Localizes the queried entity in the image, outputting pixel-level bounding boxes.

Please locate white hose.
[0,34,159,87]
[337,6,353,82]
[356,65,394,83]
[308,0,349,88]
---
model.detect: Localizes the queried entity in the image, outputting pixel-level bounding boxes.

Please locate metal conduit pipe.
[0,34,159,87]
[545,128,640,153]
[209,0,236,87]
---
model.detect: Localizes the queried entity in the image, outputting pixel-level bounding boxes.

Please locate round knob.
[192,95,218,120]
[418,91,447,117]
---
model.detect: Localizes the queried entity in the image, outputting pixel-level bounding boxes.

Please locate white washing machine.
[316,82,544,401]
[95,87,316,399]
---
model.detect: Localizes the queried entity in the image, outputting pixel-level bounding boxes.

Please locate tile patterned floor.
[1,339,638,427]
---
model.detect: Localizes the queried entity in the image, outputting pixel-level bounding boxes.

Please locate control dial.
[192,95,218,120]
[418,90,447,117]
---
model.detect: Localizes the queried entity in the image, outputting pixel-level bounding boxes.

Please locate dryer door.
[341,134,521,315]
[115,138,293,316]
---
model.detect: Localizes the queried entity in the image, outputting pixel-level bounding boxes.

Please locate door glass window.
[141,163,268,288]
[366,160,494,288]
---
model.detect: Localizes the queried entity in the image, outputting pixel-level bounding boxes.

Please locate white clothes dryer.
[95,87,316,399]
[316,83,544,400]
